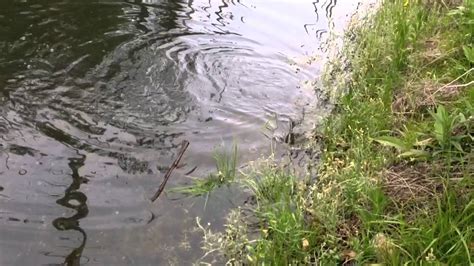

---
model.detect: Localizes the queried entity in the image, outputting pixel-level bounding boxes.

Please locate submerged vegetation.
[187,0,473,264]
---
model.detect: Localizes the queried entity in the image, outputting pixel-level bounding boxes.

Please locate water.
[0,0,363,264]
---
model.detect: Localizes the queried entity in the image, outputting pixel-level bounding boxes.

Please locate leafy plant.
[374,105,470,159]
[429,105,467,154]
[462,45,474,64]
[373,133,430,159]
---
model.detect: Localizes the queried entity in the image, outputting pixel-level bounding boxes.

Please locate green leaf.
[462,45,474,63]
[373,136,409,151]
[457,113,467,123]
[431,105,452,145]
[399,149,430,158]
[450,141,464,152]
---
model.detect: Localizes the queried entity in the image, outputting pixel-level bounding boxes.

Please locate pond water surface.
[0,0,363,264]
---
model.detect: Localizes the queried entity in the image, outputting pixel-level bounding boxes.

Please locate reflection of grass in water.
[171,143,238,198]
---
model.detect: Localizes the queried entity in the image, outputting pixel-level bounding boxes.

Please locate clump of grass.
[241,165,313,264]
[171,143,238,197]
[198,162,316,264]
[197,0,473,264]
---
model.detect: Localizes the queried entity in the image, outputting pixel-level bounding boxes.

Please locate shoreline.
[192,0,473,264]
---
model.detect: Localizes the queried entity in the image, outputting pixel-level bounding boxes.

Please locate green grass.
[197,0,473,264]
[170,143,238,197]
[241,167,313,264]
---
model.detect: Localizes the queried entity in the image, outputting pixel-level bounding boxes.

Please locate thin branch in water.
[151,140,190,202]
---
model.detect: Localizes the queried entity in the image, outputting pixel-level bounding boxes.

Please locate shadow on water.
[52,155,88,265]
[0,0,364,264]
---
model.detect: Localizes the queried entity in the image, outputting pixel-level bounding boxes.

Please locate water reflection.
[52,155,88,265]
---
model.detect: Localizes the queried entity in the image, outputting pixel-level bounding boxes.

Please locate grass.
[195,0,473,264]
[170,143,238,198]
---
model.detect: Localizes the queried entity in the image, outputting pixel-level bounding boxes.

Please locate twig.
[434,68,473,94]
[442,80,474,90]
[151,140,190,202]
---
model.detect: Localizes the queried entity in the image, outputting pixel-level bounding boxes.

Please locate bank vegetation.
[186,0,473,264]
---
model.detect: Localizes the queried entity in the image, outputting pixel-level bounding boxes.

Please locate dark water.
[0,0,362,264]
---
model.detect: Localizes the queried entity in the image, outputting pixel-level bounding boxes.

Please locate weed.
[171,143,238,197]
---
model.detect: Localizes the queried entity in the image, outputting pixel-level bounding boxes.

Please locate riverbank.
[310,0,473,264]
[196,0,473,264]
